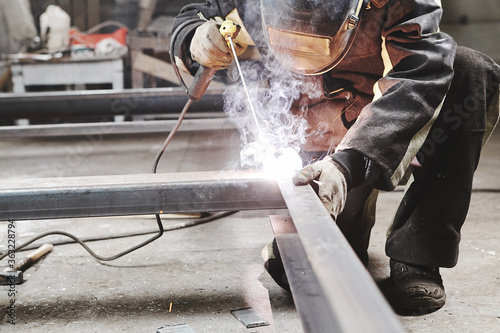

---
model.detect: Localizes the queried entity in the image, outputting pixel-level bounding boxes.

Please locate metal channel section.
[277,179,404,333]
[0,171,285,221]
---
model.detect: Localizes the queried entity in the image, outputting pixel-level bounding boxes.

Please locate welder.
[171,0,500,313]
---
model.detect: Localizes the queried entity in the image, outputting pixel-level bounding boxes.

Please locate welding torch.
[187,20,261,135]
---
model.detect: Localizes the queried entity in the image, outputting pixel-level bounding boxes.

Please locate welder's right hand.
[190,21,236,70]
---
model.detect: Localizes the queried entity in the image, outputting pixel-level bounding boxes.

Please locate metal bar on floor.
[0,87,225,119]
[0,117,236,138]
[269,215,341,333]
[0,171,286,221]
[277,179,404,333]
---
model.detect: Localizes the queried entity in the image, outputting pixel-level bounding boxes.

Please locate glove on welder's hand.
[292,156,348,218]
[190,21,244,70]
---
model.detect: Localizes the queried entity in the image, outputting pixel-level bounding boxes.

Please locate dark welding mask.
[261,0,368,75]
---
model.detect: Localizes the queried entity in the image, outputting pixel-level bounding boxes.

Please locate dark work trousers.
[386,47,500,267]
[301,47,500,268]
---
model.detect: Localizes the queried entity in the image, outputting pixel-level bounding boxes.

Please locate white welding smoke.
[223,55,322,177]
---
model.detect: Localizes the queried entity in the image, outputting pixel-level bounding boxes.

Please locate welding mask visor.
[261,0,367,75]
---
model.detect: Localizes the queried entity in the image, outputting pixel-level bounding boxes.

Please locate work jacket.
[171,0,457,191]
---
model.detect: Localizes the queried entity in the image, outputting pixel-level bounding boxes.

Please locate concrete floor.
[0,123,499,332]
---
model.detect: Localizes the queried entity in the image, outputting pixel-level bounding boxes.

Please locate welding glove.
[292,156,347,218]
[190,21,244,70]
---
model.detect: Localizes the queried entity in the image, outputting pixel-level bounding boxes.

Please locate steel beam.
[0,171,285,221]
[269,215,340,333]
[277,179,404,333]
[0,88,224,119]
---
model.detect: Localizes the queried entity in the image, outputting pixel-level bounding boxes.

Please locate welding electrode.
[186,20,241,101]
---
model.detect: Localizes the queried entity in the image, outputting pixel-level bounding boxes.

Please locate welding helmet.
[261,0,368,75]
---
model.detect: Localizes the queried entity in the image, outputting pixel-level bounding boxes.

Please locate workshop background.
[0,0,499,332]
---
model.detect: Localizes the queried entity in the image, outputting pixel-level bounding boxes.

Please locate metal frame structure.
[0,171,404,332]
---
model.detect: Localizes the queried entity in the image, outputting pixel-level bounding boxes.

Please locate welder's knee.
[458,46,500,146]
[442,46,500,133]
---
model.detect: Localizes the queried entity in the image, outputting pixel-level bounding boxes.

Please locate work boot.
[390,259,446,313]
[262,240,290,292]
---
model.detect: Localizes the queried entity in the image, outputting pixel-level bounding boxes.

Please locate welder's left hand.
[292,156,347,218]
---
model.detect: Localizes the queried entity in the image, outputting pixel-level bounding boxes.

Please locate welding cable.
[0,215,163,262]
[151,19,211,172]
[0,211,237,260]
[149,23,238,250]
[151,98,193,173]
